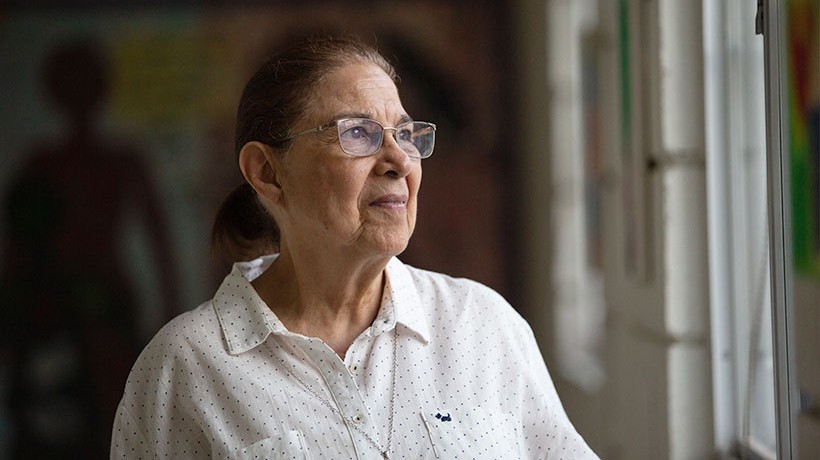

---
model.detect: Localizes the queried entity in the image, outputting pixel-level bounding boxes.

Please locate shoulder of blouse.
[130,301,225,373]
[396,260,531,335]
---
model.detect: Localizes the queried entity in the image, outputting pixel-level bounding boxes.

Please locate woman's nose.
[375,130,414,177]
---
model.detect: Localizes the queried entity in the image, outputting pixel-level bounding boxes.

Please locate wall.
[516,1,715,458]
[517,0,820,458]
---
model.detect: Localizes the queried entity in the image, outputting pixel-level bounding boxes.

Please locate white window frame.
[706,0,798,458]
[705,0,787,458]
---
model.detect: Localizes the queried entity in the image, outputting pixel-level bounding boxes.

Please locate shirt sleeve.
[110,402,151,458]
[110,331,210,458]
[517,324,599,459]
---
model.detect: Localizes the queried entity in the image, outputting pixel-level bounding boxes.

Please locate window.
[705,0,777,457]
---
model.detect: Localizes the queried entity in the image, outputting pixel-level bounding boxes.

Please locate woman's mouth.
[370,194,408,209]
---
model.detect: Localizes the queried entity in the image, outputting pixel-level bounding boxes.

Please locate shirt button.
[352,414,364,424]
[350,364,359,373]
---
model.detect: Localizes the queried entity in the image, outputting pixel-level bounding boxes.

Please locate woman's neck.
[251,248,389,357]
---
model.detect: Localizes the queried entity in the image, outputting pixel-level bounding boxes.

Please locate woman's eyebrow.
[328,113,415,124]
[330,112,371,121]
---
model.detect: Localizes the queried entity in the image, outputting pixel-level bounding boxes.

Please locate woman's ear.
[238,141,283,205]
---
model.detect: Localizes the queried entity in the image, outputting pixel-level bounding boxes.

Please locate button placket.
[306,339,371,423]
[284,336,385,458]
[345,343,364,379]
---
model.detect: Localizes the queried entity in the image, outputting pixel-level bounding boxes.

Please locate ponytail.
[211,182,279,268]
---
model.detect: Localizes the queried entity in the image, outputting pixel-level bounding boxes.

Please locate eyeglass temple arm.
[282,121,337,141]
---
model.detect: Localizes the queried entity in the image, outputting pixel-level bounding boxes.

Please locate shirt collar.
[213,255,430,356]
[384,257,430,344]
[212,255,284,355]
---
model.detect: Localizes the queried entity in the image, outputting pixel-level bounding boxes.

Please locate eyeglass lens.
[336,118,435,158]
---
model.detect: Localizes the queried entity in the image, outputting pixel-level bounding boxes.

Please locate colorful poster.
[788,0,820,277]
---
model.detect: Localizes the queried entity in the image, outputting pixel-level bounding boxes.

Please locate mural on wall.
[0,5,513,458]
[788,0,820,277]
[0,36,183,458]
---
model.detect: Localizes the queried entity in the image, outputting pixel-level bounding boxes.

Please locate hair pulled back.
[211,36,397,267]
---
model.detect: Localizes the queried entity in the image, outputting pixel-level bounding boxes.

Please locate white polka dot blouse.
[111,256,598,459]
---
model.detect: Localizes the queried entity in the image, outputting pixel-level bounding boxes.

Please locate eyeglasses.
[283,117,436,159]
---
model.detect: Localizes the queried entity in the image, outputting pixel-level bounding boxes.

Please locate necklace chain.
[280,328,398,459]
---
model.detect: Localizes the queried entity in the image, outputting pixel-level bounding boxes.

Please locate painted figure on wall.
[0,38,180,459]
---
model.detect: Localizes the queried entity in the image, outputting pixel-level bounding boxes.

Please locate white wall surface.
[516,1,715,458]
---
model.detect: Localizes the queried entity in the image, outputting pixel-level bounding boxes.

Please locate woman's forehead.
[309,63,405,121]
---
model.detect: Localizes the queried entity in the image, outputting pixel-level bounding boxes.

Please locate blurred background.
[0,0,817,459]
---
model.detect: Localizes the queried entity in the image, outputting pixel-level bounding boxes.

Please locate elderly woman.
[111,36,596,459]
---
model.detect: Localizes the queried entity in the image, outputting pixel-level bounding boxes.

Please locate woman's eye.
[347,126,370,139]
[397,128,412,142]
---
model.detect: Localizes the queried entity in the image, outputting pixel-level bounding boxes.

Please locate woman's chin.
[361,233,411,259]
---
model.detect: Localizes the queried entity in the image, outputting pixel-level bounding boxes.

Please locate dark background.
[0,2,522,458]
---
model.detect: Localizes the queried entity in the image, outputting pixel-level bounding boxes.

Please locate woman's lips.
[370,194,408,209]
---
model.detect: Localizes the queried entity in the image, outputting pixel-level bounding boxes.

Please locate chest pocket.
[229,430,309,460]
[422,407,521,459]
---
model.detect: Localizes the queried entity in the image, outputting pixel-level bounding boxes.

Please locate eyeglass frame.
[280,117,437,159]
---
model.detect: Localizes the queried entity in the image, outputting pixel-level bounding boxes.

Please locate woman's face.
[274,63,422,260]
